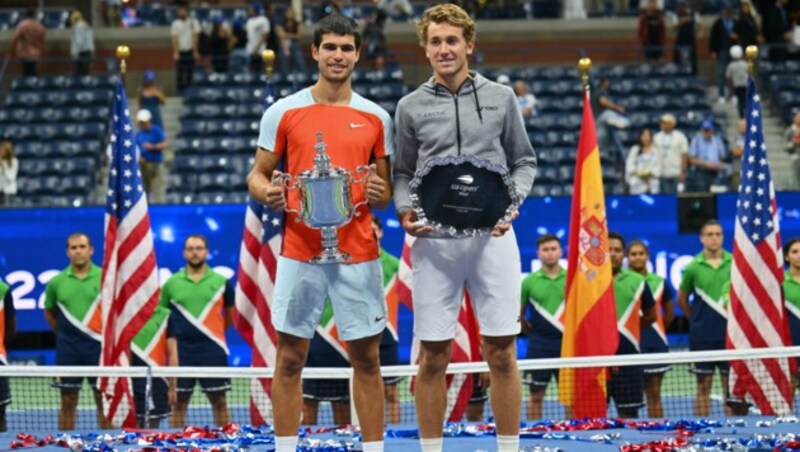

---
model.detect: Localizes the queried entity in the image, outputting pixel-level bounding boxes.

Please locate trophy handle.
[352,164,372,184]
[349,165,375,220]
[272,173,302,220]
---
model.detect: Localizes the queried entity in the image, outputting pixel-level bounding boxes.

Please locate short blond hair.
[416,3,475,47]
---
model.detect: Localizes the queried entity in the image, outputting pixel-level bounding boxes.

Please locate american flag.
[726,77,794,415]
[393,234,481,422]
[233,80,279,426]
[97,79,161,428]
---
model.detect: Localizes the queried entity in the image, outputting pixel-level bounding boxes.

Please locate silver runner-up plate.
[409,154,520,238]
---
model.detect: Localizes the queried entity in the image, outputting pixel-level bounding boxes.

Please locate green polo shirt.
[521,267,566,349]
[679,251,732,347]
[784,272,800,347]
[614,269,654,354]
[160,267,232,354]
[132,305,171,356]
[380,248,399,287]
[44,264,102,339]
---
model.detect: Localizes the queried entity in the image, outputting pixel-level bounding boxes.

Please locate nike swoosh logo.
[375,316,385,322]
[349,123,366,129]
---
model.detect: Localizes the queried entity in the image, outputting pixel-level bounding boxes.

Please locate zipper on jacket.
[453,93,461,155]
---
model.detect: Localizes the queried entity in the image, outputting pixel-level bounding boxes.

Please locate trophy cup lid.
[313,131,332,174]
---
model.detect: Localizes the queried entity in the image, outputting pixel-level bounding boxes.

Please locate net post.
[348,374,359,427]
[144,366,152,426]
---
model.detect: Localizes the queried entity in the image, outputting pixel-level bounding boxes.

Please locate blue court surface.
[1,417,798,451]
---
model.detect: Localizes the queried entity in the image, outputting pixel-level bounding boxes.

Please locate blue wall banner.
[2,193,799,365]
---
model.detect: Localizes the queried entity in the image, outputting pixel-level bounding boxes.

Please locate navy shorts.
[0,363,9,406]
[380,334,402,386]
[133,378,171,421]
[689,341,729,375]
[52,339,101,391]
[303,336,350,402]
[469,374,488,403]
[641,344,672,375]
[608,365,644,411]
[176,348,230,394]
[524,343,560,390]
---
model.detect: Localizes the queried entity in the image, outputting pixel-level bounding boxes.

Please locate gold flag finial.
[262,49,276,78]
[578,57,592,89]
[116,45,130,75]
[745,45,758,76]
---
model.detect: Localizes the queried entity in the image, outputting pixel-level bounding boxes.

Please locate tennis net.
[2,346,799,431]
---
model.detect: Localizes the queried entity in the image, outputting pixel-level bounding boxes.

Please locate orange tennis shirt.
[257,88,395,263]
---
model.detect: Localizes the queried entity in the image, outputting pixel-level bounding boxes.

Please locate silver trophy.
[273,132,372,264]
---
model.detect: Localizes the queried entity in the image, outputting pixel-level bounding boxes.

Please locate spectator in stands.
[9,8,45,77]
[626,240,673,419]
[654,113,688,194]
[131,305,177,428]
[726,45,748,118]
[625,128,662,195]
[763,0,792,61]
[729,118,745,190]
[163,234,233,427]
[69,11,94,76]
[687,119,728,192]
[375,0,415,21]
[277,7,307,75]
[264,4,281,67]
[245,3,270,74]
[393,4,535,450]
[785,111,800,189]
[637,0,666,62]
[671,0,702,75]
[608,232,656,419]
[709,2,738,102]
[44,232,111,430]
[363,8,389,64]
[101,0,122,27]
[678,219,733,417]
[520,234,566,420]
[514,80,538,118]
[592,77,630,158]
[230,19,249,72]
[783,237,800,394]
[208,15,231,74]
[0,142,18,207]
[170,4,200,93]
[0,276,15,432]
[734,0,762,49]
[137,70,166,129]
[135,109,168,204]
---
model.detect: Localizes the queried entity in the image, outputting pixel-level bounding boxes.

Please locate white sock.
[274,436,298,452]
[362,440,384,452]
[497,434,519,452]
[419,437,443,452]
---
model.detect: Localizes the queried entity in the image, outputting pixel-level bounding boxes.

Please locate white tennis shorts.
[411,228,522,341]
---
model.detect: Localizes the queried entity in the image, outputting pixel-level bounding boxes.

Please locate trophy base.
[311,250,351,264]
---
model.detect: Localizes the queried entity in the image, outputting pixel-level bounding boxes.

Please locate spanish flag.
[558,86,619,418]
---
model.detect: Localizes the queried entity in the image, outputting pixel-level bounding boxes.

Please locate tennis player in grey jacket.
[392,4,536,452]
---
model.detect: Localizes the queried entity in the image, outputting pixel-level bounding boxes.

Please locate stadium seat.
[197,174,230,192]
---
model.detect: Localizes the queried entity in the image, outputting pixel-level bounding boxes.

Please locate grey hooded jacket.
[392,71,537,214]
